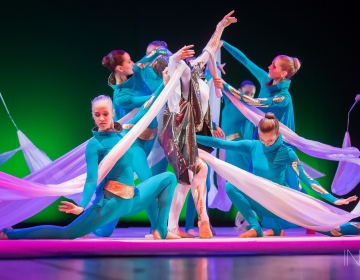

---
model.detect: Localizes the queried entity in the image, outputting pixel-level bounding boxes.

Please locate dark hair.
[239,80,255,89]
[102,50,127,72]
[258,112,279,134]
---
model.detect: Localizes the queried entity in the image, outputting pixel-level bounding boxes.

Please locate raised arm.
[191,11,237,68]
[196,135,252,157]
[222,40,269,85]
[113,89,153,110]
[288,151,358,205]
[133,48,169,73]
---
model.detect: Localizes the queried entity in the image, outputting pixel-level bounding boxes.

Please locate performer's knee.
[195,158,208,179]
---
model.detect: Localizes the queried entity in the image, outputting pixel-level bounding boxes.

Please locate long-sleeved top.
[196,134,338,204]
[109,49,167,128]
[221,93,254,141]
[79,83,165,208]
[222,41,295,131]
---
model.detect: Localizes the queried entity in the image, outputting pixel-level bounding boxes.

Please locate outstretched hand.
[213,77,226,89]
[58,201,84,215]
[334,195,358,205]
[220,10,237,28]
[174,45,195,62]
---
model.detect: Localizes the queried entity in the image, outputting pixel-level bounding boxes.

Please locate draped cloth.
[224,91,360,165]
[332,132,360,195]
[0,61,186,228]
[199,149,360,231]
[0,148,21,166]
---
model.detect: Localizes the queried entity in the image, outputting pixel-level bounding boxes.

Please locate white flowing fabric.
[206,49,232,211]
[0,130,55,229]
[0,148,21,166]
[224,91,360,164]
[199,149,360,231]
[0,62,186,228]
[332,132,360,195]
[17,130,53,173]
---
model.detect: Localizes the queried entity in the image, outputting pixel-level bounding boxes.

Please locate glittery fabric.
[158,67,213,184]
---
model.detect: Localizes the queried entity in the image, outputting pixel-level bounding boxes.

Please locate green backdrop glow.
[1,1,359,227]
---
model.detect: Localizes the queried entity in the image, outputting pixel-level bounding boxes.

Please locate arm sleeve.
[288,151,338,204]
[79,140,101,208]
[113,89,153,109]
[133,49,168,73]
[224,83,290,108]
[122,83,165,130]
[196,135,252,157]
[222,41,269,85]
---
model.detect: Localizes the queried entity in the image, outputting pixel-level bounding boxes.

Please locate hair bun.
[292,57,301,71]
[265,112,275,119]
[102,56,111,68]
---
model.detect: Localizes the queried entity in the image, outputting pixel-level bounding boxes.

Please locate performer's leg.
[93,218,119,237]
[225,182,262,237]
[124,172,177,239]
[318,222,360,237]
[190,158,212,238]
[185,193,196,232]
[152,157,169,176]
[130,142,157,232]
[185,163,211,233]
[1,193,132,240]
[168,183,195,238]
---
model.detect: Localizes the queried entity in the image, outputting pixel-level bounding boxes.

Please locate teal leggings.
[4,172,176,240]
[225,183,360,237]
[94,137,168,237]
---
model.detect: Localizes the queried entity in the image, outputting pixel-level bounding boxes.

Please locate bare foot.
[238,229,258,238]
[81,234,89,238]
[153,230,181,240]
[171,227,195,238]
[263,229,285,237]
[199,221,213,239]
[0,230,9,240]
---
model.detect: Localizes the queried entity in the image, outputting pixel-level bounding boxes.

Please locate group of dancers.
[1,11,360,241]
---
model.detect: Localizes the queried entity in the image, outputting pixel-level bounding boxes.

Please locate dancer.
[0,71,179,240]
[99,46,193,236]
[221,79,255,169]
[221,79,256,231]
[217,41,302,193]
[146,40,224,237]
[158,11,237,239]
[196,113,358,237]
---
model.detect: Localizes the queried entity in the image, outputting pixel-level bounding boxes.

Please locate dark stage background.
[1,1,360,227]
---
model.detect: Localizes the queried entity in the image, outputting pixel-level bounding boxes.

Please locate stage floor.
[1,227,360,259]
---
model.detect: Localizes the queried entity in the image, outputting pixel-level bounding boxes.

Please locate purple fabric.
[332,132,360,195]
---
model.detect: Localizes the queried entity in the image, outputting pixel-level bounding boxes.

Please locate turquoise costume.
[221,92,254,170]
[221,40,300,193]
[106,50,169,234]
[3,85,176,240]
[196,134,360,237]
